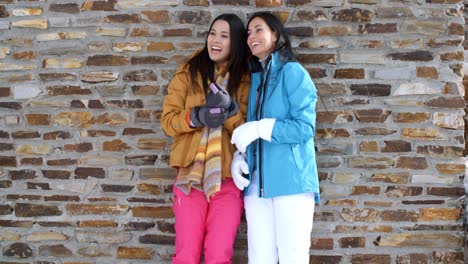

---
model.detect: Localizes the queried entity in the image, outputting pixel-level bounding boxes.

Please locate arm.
[270,63,317,144]
[161,67,198,138]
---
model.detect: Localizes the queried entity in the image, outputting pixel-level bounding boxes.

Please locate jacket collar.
[249,48,294,74]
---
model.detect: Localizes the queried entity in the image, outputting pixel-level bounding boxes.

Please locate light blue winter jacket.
[245,50,320,203]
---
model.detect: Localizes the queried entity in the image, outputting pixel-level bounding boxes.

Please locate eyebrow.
[210,28,230,34]
[248,24,262,30]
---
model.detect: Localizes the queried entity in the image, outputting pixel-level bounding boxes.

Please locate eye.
[209,31,216,36]
[221,34,229,38]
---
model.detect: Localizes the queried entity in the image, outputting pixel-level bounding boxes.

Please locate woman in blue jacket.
[230,12,320,264]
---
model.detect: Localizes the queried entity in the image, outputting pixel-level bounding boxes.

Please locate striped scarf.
[175,69,229,201]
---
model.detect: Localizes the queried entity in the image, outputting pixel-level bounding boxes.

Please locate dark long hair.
[247,12,295,62]
[186,14,248,96]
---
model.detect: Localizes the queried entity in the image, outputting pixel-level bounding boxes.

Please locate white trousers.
[244,173,315,264]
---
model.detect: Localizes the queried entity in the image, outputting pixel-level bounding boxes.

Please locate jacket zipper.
[257,64,271,198]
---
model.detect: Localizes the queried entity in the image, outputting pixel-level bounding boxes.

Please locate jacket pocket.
[291,144,303,169]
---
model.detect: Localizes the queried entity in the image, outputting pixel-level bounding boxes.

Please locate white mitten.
[231,118,276,153]
[231,150,250,190]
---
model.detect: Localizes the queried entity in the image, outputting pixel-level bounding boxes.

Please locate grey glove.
[206,83,239,118]
[190,105,227,128]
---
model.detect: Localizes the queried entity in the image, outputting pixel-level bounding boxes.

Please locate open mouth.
[211,46,222,53]
[250,42,260,49]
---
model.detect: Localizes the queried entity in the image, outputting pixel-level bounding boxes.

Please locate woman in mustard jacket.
[161,13,249,264]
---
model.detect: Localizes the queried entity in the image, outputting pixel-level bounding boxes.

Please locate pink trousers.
[172,178,243,264]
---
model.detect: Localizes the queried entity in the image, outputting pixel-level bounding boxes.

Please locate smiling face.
[207,19,231,67]
[247,17,277,60]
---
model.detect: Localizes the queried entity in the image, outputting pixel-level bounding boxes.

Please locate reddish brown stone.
[74,167,105,179]
[78,220,118,227]
[125,155,158,166]
[425,96,464,108]
[359,23,397,34]
[427,187,464,197]
[20,157,43,165]
[64,142,93,153]
[10,169,36,180]
[0,143,14,151]
[286,27,314,37]
[298,53,336,64]
[176,11,211,25]
[12,130,40,139]
[351,254,391,264]
[4,242,33,258]
[0,204,13,215]
[7,194,41,201]
[448,23,464,35]
[310,255,343,264]
[0,87,11,97]
[43,131,72,140]
[132,206,174,218]
[0,180,13,188]
[141,10,170,23]
[83,130,116,137]
[50,3,80,13]
[39,73,77,81]
[123,70,157,82]
[388,51,433,61]
[131,56,167,65]
[296,10,327,21]
[138,234,175,245]
[102,184,134,193]
[42,170,71,179]
[184,0,209,5]
[26,114,50,126]
[333,8,374,22]
[27,182,50,190]
[81,0,116,11]
[0,156,17,167]
[382,210,418,222]
[13,51,36,60]
[15,203,62,217]
[47,159,77,166]
[255,0,281,6]
[432,251,463,263]
[395,156,428,169]
[382,140,411,152]
[307,68,327,78]
[106,99,144,108]
[0,102,22,110]
[104,14,141,23]
[47,85,91,96]
[45,195,80,202]
[125,222,156,231]
[335,68,365,79]
[350,84,391,96]
[163,28,192,37]
[355,109,390,122]
[385,186,423,197]
[339,237,365,248]
[87,55,130,66]
[122,128,155,135]
[0,5,9,17]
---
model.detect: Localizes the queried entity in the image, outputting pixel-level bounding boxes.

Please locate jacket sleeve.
[161,67,197,137]
[223,77,250,135]
[270,63,317,144]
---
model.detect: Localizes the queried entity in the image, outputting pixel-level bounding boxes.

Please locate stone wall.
[0,0,466,263]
